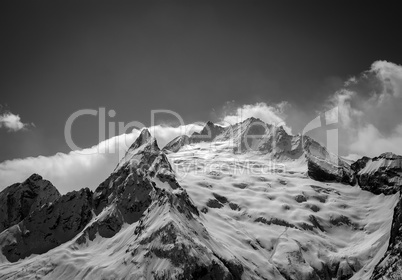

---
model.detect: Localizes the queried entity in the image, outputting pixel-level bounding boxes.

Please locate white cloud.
[0,123,203,194]
[221,102,292,133]
[326,89,362,127]
[326,60,402,157]
[350,124,402,157]
[149,124,203,148]
[0,112,31,132]
[371,60,402,98]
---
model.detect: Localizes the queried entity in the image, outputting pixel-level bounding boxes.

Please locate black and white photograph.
[0,1,401,279]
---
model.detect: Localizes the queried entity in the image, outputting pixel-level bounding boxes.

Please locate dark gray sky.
[1,0,401,162]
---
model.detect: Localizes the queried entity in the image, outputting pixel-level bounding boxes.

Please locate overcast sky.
[1,1,402,192]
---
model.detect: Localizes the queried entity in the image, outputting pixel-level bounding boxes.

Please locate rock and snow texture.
[0,120,401,279]
[0,188,93,262]
[190,121,224,143]
[163,135,190,153]
[0,129,242,279]
[168,140,399,280]
[348,153,402,280]
[352,153,402,195]
[303,137,355,185]
[370,192,402,279]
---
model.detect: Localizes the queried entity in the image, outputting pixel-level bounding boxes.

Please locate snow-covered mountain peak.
[129,128,153,150]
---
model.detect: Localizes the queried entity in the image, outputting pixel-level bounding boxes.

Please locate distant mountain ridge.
[164,118,355,184]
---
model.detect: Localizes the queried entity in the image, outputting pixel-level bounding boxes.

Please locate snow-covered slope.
[348,153,402,279]
[168,140,398,280]
[0,120,401,280]
[370,191,402,279]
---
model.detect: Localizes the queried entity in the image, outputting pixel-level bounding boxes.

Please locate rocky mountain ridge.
[0,129,243,279]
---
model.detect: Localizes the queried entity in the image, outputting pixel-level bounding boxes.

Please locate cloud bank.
[0,124,202,193]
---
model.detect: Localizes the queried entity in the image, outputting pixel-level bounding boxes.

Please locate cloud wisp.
[0,110,32,132]
[220,102,292,133]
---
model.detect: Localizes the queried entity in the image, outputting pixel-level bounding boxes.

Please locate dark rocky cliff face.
[0,174,61,233]
[306,159,355,185]
[302,137,356,185]
[1,188,93,262]
[351,153,402,195]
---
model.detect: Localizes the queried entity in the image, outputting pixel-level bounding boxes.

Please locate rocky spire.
[115,128,160,171]
[129,128,153,150]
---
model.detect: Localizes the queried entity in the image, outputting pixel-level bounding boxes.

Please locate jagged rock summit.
[189,120,225,143]
[164,118,355,184]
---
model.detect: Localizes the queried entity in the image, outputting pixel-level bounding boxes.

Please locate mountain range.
[0,117,401,280]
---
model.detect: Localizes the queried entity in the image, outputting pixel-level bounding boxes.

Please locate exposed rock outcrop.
[0,188,93,262]
[352,153,402,195]
[302,137,356,185]
[0,174,61,233]
[163,135,190,153]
